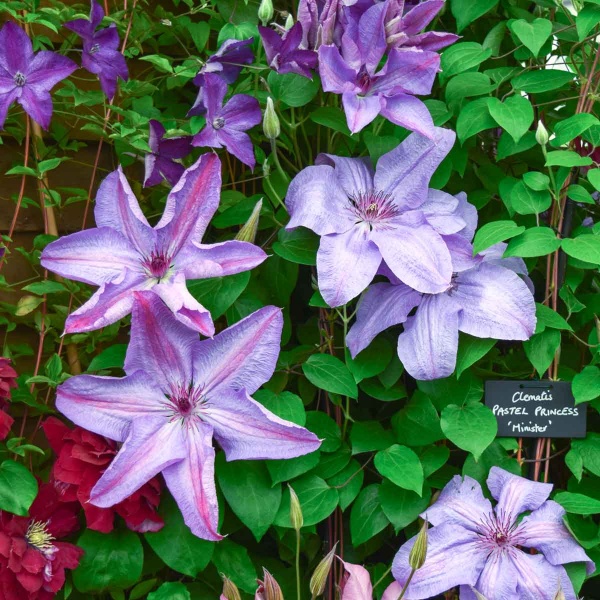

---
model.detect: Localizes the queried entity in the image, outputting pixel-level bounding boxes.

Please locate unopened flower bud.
[259,569,283,600]
[221,576,241,600]
[235,199,262,243]
[310,545,337,597]
[263,97,280,140]
[408,519,428,570]
[285,13,294,29]
[536,120,549,146]
[160,18,172,26]
[553,582,566,600]
[258,0,274,26]
[288,484,303,530]
[470,588,489,600]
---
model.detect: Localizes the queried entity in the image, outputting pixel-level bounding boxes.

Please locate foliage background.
[2,0,600,597]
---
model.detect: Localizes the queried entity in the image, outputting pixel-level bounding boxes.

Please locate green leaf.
[545,151,592,167]
[327,459,364,511]
[570,434,600,477]
[145,494,214,577]
[37,158,63,174]
[379,480,430,531]
[310,107,351,136]
[255,390,306,425]
[375,445,424,495]
[509,18,552,56]
[305,411,342,452]
[456,98,496,143]
[445,72,496,108]
[554,492,600,515]
[512,70,575,93]
[562,235,600,264]
[148,583,190,600]
[534,303,572,333]
[576,3,600,40]
[504,227,561,257]
[22,280,68,295]
[472,220,525,254]
[567,184,595,204]
[272,227,319,265]
[572,366,600,404]
[455,335,496,378]
[392,392,444,446]
[347,337,393,383]
[522,172,550,191]
[420,445,450,477]
[74,529,143,593]
[187,272,250,319]
[450,0,499,32]
[441,43,492,78]
[440,401,497,460]
[212,540,257,593]
[274,475,338,527]
[216,456,281,541]
[509,181,551,215]
[488,96,534,144]
[5,165,37,176]
[350,484,389,545]
[0,460,38,516]
[268,71,320,107]
[88,344,127,371]
[588,168,600,191]
[551,113,599,147]
[267,451,321,485]
[139,55,174,73]
[350,421,395,454]
[302,354,358,399]
[523,329,561,377]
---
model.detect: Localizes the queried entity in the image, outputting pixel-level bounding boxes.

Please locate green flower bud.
[309,545,337,597]
[553,582,566,600]
[258,0,274,26]
[235,199,262,243]
[221,576,241,600]
[263,97,280,140]
[408,519,428,570]
[261,569,284,600]
[288,484,303,531]
[536,120,549,146]
[285,13,294,29]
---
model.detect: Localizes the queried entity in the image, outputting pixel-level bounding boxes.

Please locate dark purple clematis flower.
[56,293,321,540]
[259,22,318,79]
[192,73,261,169]
[0,21,77,129]
[285,127,456,307]
[144,119,193,187]
[41,153,266,334]
[64,0,128,99]
[347,199,536,380]
[392,467,594,599]
[318,2,439,134]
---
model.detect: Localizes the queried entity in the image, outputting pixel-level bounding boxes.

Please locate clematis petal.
[202,388,321,461]
[342,91,382,134]
[424,474,493,530]
[317,227,382,307]
[0,22,33,74]
[218,127,257,169]
[18,88,53,130]
[152,274,215,337]
[145,155,185,188]
[90,418,186,508]
[125,290,198,389]
[177,240,267,280]
[94,167,156,254]
[487,466,552,523]
[315,154,374,198]
[286,165,354,236]
[401,0,445,34]
[454,191,478,240]
[466,550,519,600]
[418,189,465,235]
[156,152,222,254]
[406,31,460,52]
[397,293,461,381]
[221,93,262,130]
[318,44,358,93]
[392,523,486,599]
[201,72,227,118]
[193,305,282,395]
[0,88,20,129]
[374,127,455,210]
[346,282,421,357]
[453,263,536,340]
[380,93,435,139]
[444,234,482,272]
[56,371,168,443]
[259,25,283,66]
[64,269,149,333]
[517,500,595,573]
[374,217,452,293]
[381,582,403,600]
[339,560,373,600]
[357,2,387,73]
[162,421,222,540]
[26,51,78,89]
[372,49,439,96]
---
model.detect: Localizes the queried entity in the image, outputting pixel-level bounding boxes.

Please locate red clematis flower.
[0,357,18,440]
[42,417,163,534]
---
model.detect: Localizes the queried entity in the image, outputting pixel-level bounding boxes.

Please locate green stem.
[398,568,416,600]
[341,304,352,440]
[373,564,393,589]
[296,529,302,600]
[270,138,289,182]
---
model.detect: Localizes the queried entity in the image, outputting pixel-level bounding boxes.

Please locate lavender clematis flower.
[64,1,128,99]
[285,127,456,307]
[144,119,193,187]
[392,467,595,599]
[192,73,261,169]
[318,2,439,134]
[297,0,342,49]
[0,21,77,129]
[55,294,321,540]
[41,153,266,334]
[259,23,318,78]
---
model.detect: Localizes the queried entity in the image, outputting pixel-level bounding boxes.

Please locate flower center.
[26,520,56,557]
[89,43,101,54]
[213,116,226,130]
[348,190,400,230]
[357,68,372,94]
[13,71,26,87]
[166,383,206,420]
[477,510,520,551]
[143,250,172,280]
[446,273,459,295]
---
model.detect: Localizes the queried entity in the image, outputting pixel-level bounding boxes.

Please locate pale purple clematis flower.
[347,231,536,381]
[144,119,193,187]
[285,127,456,307]
[392,467,594,599]
[259,23,318,78]
[318,2,439,134]
[56,294,321,540]
[191,73,261,169]
[64,0,128,99]
[297,0,344,48]
[338,559,403,600]
[41,153,266,334]
[0,21,77,129]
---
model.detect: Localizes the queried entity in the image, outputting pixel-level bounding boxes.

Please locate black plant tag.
[485,380,586,438]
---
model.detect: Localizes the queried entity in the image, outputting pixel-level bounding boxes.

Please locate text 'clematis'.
[55,293,321,540]
[41,153,266,335]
